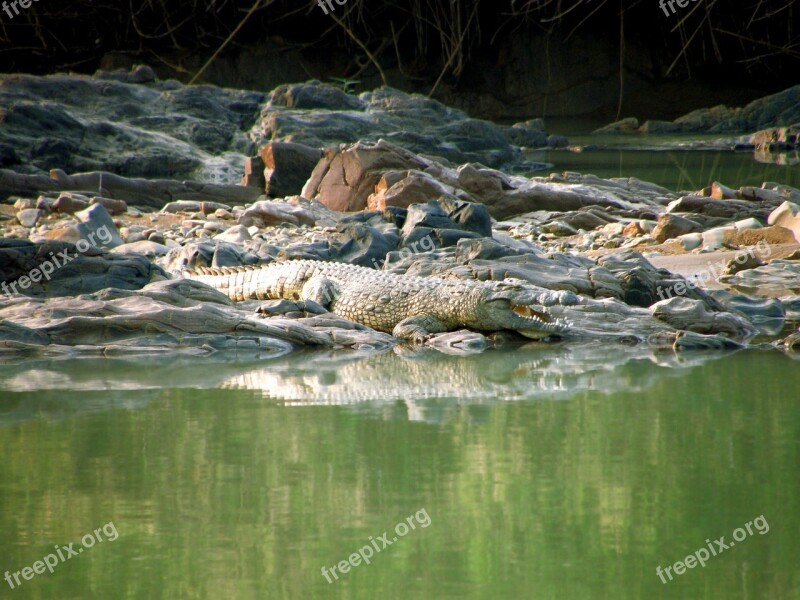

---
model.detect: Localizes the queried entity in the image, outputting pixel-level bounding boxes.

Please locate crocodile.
[183,260,575,342]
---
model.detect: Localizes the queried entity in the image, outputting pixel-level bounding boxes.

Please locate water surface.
[0,347,798,599]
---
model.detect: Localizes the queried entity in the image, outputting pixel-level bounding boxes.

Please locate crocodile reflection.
[0,345,734,424]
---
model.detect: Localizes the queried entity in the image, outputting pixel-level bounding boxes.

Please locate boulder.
[652,214,700,243]
[74,203,123,248]
[260,141,322,198]
[90,196,127,215]
[16,208,43,227]
[252,83,520,168]
[767,201,800,242]
[302,140,428,212]
[592,117,640,135]
[368,171,457,211]
[52,192,89,214]
[110,241,170,257]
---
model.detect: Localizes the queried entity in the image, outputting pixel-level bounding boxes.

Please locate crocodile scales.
[183,260,573,342]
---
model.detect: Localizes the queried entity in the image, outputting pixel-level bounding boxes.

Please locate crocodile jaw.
[471,296,569,339]
[511,303,567,339]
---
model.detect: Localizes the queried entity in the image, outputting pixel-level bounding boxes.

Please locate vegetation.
[0,0,797,92]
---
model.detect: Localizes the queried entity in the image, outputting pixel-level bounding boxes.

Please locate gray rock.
[161,200,233,214]
[253,83,520,169]
[651,296,756,339]
[16,208,44,227]
[0,239,166,297]
[75,203,123,248]
[0,72,265,182]
[767,201,800,243]
[260,141,323,198]
[214,225,251,244]
[504,119,548,148]
[111,241,170,257]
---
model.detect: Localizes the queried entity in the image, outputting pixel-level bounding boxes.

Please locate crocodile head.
[468,280,574,339]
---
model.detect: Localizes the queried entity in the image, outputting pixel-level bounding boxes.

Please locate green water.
[529,118,800,192]
[538,148,800,193]
[0,347,798,599]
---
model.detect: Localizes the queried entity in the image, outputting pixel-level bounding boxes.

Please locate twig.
[189,0,265,85]
[327,9,388,86]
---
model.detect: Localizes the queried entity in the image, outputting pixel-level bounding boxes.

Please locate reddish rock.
[52,193,89,214]
[623,221,646,237]
[302,140,428,212]
[90,196,127,215]
[368,171,455,211]
[652,214,700,243]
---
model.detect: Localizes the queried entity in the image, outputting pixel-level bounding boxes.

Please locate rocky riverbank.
[1,69,799,356]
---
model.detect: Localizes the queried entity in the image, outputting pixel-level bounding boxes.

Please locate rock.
[592,117,639,135]
[161,200,233,214]
[0,72,264,182]
[241,155,266,190]
[214,224,251,244]
[651,297,756,339]
[456,164,510,202]
[547,134,569,148]
[74,203,124,248]
[786,332,800,352]
[0,239,165,297]
[260,141,323,198]
[267,80,364,111]
[733,217,762,231]
[676,233,703,251]
[709,181,738,200]
[437,197,492,237]
[129,64,156,84]
[701,227,736,250]
[52,193,89,214]
[652,214,700,243]
[561,211,611,231]
[330,222,400,267]
[639,120,685,134]
[368,171,456,211]
[767,201,800,242]
[748,125,799,150]
[636,86,800,136]
[401,202,458,237]
[666,195,760,219]
[722,253,765,276]
[541,220,577,236]
[622,221,648,237]
[238,198,330,228]
[738,186,786,202]
[110,241,170,257]
[16,208,44,227]
[253,82,518,168]
[302,140,429,212]
[13,198,36,211]
[90,196,127,215]
[504,119,548,148]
